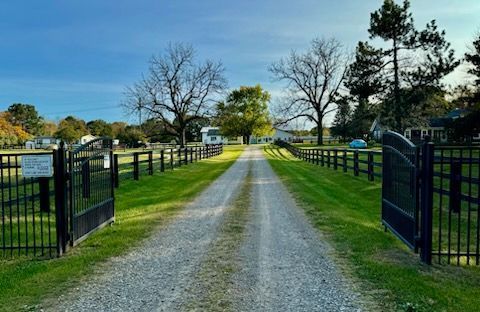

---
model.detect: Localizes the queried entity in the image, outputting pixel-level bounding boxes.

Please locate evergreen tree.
[368,0,459,132]
[330,97,352,142]
[345,42,384,139]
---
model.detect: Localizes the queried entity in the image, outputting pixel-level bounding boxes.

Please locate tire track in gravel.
[230,147,364,312]
[50,148,252,312]
[182,162,253,311]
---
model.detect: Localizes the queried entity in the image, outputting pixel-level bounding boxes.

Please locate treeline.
[327,0,480,142]
[0,103,209,147]
[269,0,480,144]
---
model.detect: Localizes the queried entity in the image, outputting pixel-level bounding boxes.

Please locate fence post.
[160,150,165,172]
[114,154,119,188]
[353,150,359,176]
[194,147,198,162]
[343,150,347,172]
[333,150,338,170]
[177,148,181,167]
[148,151,153,175]
[420,139,434,265]
[321,150,325,166]
[206,145,210,158]
[327,150,331,168]
[316,149,319,165]
[133,152,139,180]
[190,148,193,163]
[54,144,68,256]
[368,151,374,181]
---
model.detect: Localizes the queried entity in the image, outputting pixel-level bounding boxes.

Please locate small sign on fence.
[103,154,110,169]
[21,155,53,177]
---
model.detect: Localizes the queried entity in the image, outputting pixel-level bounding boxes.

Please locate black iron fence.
[0,152,57,257]
[431,146,480,265]
[1,143,224,258]
[275,139,480,266]
[112,144,223,187]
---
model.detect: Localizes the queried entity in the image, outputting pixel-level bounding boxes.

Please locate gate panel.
[382,131,419,249]
[69,138,114,245]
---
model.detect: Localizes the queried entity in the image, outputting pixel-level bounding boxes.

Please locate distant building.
[25,136,60,149]
[250,128,294,144]
[200,127,223,144]
[370,118,385,141]
[404,108,471,144]
[79,134,97,145]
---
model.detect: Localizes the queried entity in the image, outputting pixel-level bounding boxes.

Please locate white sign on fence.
[103,154,110,169]
[21,155,53,178]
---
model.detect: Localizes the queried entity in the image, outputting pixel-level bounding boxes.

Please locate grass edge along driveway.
[264,145,480,312]
[0,145,244,312]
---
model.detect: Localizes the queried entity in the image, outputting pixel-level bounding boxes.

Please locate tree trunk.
[246,135,251,145]
[317,115,323,145]
[179,127,186,148]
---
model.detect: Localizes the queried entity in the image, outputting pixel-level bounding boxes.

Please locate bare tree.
[124,43,227,147]
[269,38,349,145]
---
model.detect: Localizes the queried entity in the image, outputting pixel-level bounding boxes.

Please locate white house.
[250,128,294,144]
[79,134,97,145]
[200,127,229,144]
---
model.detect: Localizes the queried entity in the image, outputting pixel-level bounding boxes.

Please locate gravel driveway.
[51,147,363,312]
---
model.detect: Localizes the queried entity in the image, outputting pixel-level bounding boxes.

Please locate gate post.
[420,139,434,265]
[184,148,188,165]
[54,144,68,256]
[343,150,347,172]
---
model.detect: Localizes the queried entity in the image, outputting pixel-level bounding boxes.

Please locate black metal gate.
[382,131,420,249]
[68,138,114,245]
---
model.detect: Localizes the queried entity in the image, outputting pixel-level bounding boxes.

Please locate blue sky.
[0,0,479,125]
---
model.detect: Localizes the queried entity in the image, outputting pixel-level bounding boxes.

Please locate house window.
[211,136,216,141]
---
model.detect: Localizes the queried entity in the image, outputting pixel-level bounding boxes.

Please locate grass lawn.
[264,144,480,312]
[0,145,244,311]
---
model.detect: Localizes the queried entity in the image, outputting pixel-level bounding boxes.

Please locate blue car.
[349,139,367,149]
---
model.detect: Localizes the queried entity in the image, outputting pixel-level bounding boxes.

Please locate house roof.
[429,117,450,128]
[446,108,470,119]
[207,129,221,136]
[200,126,219,133]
